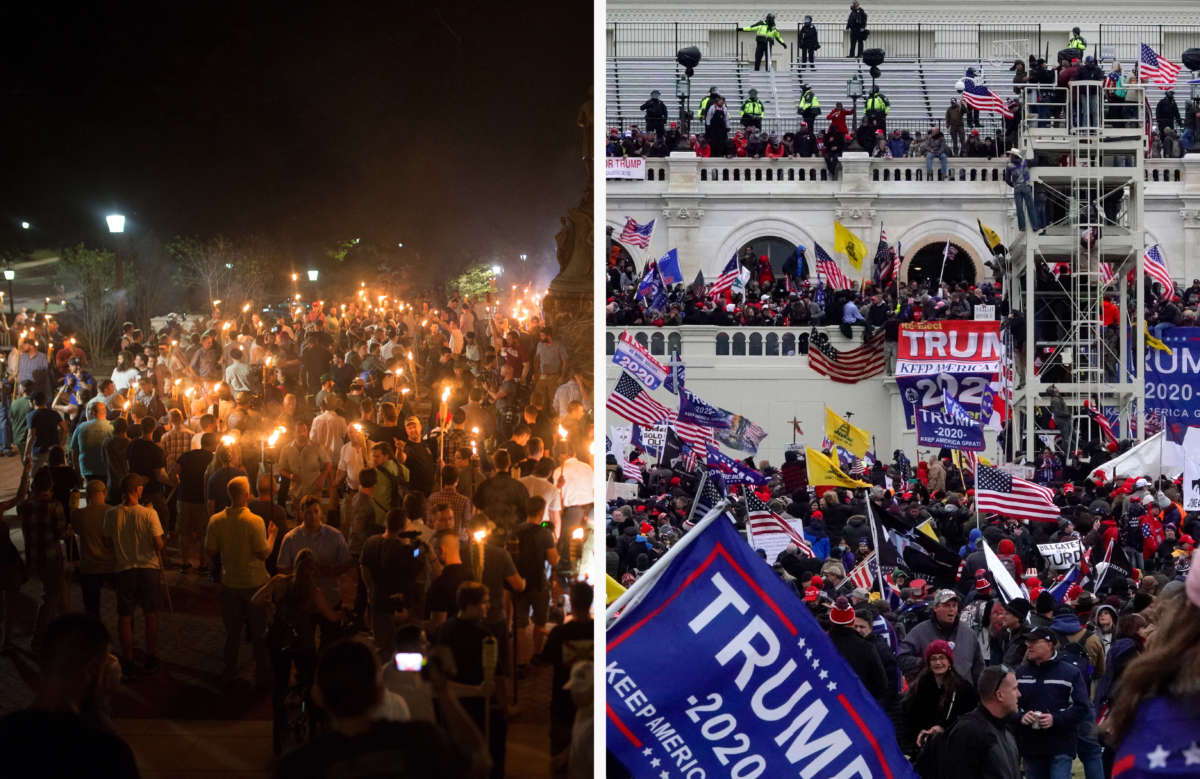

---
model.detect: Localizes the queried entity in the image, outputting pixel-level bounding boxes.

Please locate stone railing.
[606,325,880,361]
[609,153,1196,195]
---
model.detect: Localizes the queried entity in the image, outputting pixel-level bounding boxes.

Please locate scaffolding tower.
[1009,81,1147,462]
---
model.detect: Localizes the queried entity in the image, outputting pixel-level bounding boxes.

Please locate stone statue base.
[543,188,594,375]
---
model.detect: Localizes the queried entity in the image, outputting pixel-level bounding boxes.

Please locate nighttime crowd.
[606,438,1200,779]
[0,281,595,778]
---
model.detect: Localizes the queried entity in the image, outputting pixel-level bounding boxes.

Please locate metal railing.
[1017,82,1146,138]
[606,21,1043,62]
[791,23,1042,63]
[1096,25,1200,68]
[607,22,741,59]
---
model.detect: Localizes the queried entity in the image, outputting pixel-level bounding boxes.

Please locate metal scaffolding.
[1009,80,1147,462]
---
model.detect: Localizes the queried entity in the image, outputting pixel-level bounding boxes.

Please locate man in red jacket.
[827,102,854,136]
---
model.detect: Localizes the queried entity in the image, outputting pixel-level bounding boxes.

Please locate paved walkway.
[0,455,554,777]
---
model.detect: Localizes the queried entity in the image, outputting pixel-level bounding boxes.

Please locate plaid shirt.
[427,486,473,536]
[160,426,193,474]
[18,497,67,570]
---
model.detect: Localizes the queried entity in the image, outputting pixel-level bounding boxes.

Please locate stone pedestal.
[543,188,594,375]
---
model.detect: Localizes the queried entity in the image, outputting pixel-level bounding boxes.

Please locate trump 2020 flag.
[657,249,684,286]
[606,512,917,779]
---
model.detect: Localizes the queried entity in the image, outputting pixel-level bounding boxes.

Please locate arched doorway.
[906,240,976,289]
[737,235,800,275]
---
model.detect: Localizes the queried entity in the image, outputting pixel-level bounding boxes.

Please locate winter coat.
[902,669,979,749]
[927,461,947,493]
[942,707,1022,779]
[926,132,947,157]
[1093,636,1142,706]
[799,22,820,49]
[897,615,984,684]
[1014,654,1090,758]
[829,624,889,702]
[946,103,965,129]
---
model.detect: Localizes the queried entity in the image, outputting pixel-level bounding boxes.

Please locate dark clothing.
[942,706,1021,779]
[0,709,140,779]
[26,408,62,454]
[512,522,555,591]
[126,438,166,495]
[272,720,469,779]
[640,97,669,135]
[402,438,436,496]
[846,6,868,57]
[541,617,594,744]
[360,533,426,616]
[428,562,472,618]
[828,624,888,701]
[1093,636,1141,707]
[176,449,214,504]
[471,473,530,531]
[902,671,978,748]
[1014,654,1090,758]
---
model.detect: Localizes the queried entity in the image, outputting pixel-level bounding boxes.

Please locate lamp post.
[3,268,13,317]
[846,73,864,138]
[307,269,319,282]
[106,213,126,322]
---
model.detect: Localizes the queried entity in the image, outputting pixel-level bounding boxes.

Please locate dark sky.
[0,1,591,273]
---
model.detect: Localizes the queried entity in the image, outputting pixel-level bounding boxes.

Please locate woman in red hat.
[904,639,979,776]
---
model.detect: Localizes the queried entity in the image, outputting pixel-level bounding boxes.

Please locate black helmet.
[749,88,758,97]
[650,89,661,98]
[1072,26,1080,35]
[765,12,775,23]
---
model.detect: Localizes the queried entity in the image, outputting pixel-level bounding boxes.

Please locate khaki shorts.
[178,501,209,539]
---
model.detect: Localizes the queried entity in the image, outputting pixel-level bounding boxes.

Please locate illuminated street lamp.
[3,268,13,316]
[397,242,404,248]
[490,264,502,276]
[20,221,30,230]
[106,213,127,321]
[519,253,527,262]
[307,269,319,282]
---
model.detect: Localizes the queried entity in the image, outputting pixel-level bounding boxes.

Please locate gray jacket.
[897,615,985,684]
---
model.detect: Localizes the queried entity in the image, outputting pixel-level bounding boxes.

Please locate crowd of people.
[606,441,1200,779]
[0,281,595,777]
[607,40,1200,170]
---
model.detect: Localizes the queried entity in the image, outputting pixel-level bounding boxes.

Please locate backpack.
[373,460,405,519]
[514,523,550,591]
[364,535,426,610]
[1059,630,1095,682]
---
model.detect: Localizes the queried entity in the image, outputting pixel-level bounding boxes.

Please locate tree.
[446,263,498,299]
[168,235,238,308]
[57,244,120,360]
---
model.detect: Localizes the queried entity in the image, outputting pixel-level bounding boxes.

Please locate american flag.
[1083,399,1118,449]
[959,449,978,475]
[668,412,715,451]
[1144,245,1177,300]
[846,552,877,591]
[975,464,1061,522]
[745,492,813,557]
[686,472,727,530]
[814,243,852,290]
[709,255,740,296]
[606,372,672,427]
[961,82,1014,118]
[892,240,902,287]
[1139,44,1181,85]
[621,458,644,483]
[808,330,886,383]
[619,217,655,248]
[1100,262,1115,286]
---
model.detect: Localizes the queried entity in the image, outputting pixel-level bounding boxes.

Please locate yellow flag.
[915,519,939,541]
[825,407,871,458]
[1144,322,1173,355]
[833,220,868,273]
[978,219,1005,253]
[805,447,872,488]
[606,574,627,606]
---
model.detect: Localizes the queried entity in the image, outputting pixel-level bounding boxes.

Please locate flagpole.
[606,500,731,626]
[865,502,884,600]
[683,469,710,528]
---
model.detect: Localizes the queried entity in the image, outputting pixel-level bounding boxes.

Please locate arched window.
[605,332,616,356]
[906,240,976,286]
[668,332,682,354]
[733,333,747,355]
[650,332,665,355]
[734,235,803,276]
[766,333,779,355]
[749,332,763,355]
[716,332,730,355]
[635,332,649,350]
[782,333,796,355]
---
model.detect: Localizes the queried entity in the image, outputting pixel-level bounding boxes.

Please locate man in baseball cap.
[898,588,984,683]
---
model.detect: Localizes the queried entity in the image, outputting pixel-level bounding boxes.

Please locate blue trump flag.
[657,249,684,287]
[679,389,734,430]
[705,446,767,485]
[607,512,917,779]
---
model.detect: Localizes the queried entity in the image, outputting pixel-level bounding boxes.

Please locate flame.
[441,386,451,403]
[242,303,251,312]
[557,425,568,441]
[212,299,222,306]
[571,527,585,541]
[471,426,480,435]
[173,378,182,385]
[400,387,410,396]
[351,423,363,432]
[221,434,235,447]
[472,530,487,543]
